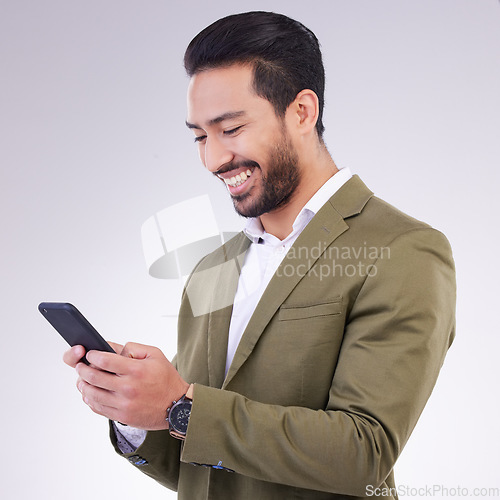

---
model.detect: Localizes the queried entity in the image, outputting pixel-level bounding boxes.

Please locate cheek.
[233,134,270,165]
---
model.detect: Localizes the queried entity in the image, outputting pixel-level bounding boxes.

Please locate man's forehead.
[189,63,254,87]
[186,65,267,127]
[188,65,253,101]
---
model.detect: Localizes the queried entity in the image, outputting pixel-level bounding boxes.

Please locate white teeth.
[223,168,253,188]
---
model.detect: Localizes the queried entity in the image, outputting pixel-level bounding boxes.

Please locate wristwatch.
[167,393,192,440]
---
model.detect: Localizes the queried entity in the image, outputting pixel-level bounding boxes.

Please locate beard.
[228,130,301,218]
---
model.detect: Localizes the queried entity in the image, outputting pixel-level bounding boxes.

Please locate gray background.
[1,1,499,498]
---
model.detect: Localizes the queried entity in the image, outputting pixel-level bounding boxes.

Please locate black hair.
[184,11,326,139]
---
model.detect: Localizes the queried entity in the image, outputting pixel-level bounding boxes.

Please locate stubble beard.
[231,132,301,219]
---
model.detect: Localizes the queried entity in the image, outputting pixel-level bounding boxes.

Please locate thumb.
[120,342,157,360]
[107,341,124,354]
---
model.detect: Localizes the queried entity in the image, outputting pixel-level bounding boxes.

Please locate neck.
[259,148,338,240]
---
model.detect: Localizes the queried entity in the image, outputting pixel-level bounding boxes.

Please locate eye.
[194,134,207,144]
[223,126,243,136]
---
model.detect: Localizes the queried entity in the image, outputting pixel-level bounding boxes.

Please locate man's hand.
[63,342,189,430]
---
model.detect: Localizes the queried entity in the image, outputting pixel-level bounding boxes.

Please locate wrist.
[167,385,194,440]
[168,382,191,410]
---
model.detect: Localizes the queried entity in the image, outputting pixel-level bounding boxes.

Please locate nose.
[203,135,234,173]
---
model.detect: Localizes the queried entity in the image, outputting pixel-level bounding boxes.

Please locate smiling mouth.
[222,168,253,188]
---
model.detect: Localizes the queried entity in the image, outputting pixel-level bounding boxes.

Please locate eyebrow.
[185,110,246,130]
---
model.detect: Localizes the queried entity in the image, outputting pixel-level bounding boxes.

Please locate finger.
[107,341,124,354]
[86,342,162,375]
[76,362,121,392]
[87,402,124,423]
[85,350,135,375]
[63,345,86,368]
[79,381,121,419]
[76,376,84,393]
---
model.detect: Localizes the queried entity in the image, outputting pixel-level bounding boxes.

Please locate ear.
[286,89,319,137]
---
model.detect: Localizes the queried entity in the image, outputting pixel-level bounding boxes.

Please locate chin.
[231,192,258,218]
[233,203,258,219]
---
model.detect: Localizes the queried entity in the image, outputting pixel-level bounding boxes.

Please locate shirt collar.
[243,167,353,243]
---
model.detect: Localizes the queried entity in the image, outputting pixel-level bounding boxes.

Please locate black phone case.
[38,302,115,363]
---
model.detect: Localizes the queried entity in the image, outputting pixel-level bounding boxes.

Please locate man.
[64,11,456,499]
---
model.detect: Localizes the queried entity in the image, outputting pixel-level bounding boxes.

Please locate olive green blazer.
[111,175,456,499]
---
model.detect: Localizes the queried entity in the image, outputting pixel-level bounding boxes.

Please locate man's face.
[186,64,301,218]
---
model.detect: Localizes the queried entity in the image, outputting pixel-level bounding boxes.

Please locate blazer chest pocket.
[279,297,342,321]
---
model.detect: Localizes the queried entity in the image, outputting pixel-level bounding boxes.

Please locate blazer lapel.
[222,175,373,388]
[206,233,250,389]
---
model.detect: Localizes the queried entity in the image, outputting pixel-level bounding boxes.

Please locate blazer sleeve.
[108,355,183,492]
[109,424,182,491]
[179,227,456,496]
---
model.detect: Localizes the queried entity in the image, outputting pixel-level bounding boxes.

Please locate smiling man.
[185,63,337,239]
[64,11,456,499]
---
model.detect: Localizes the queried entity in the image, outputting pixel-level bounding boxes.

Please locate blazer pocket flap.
[279,299,342,321]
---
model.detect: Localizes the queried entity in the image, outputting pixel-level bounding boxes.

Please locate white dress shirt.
[116,167,352,450]
[225,167,352,375]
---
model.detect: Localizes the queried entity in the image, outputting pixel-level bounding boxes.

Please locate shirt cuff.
[112,421,147,453]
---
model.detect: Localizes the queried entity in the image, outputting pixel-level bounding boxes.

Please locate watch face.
[170,401,191,434]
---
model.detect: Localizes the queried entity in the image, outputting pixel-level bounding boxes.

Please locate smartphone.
[38,302,115,364]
